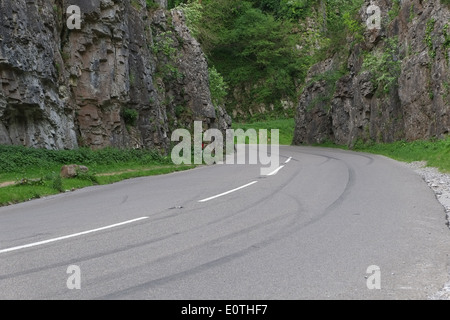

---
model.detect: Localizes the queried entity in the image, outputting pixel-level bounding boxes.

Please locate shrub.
[362,37,402,94]
[121,108,139,126]
[208,66,228,106]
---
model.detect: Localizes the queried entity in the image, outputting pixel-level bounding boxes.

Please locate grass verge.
[231,118,295,145]
[0,145,195,207]
[317,138,450,173]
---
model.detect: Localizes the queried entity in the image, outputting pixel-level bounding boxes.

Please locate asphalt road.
[0,146,449,300]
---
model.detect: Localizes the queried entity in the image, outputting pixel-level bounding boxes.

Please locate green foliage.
[152,31,177,57]
[0,185,56,206]
[251,0,320,20]
[444,24,449,62]
[175,105,186,117]
[75,170,99,185]
[52,175,64,192]
[353,137,450,173]
[307,68,347,111]
[61,51,70,62]
[362,37,402,95]
[131,0,142,10]
[425,18,436,59]
[276,0,316,20]
[55,62,61,77]
[146,0,159,10]
[232,118,295,145]
[158,63,183,81]
[0,145,167,173]
[0,146,195,206]
[343,11,364,39]
[197,0,313,109]
[176,0,203,38]
[317,136,450,173]
[0,163,193,207]
[95,165,194,185]
[444,81,449,99]
[168,0,186,9]
[170,0,368,120]
[317,0,364,58]
[388,0,401,22]
[208,66,228,106]
[16,178,45,187]
[129,72,136,86]
[409,3,415,23]
[121,108,139,126]
[53,4,62,17]
[152,31,184,80]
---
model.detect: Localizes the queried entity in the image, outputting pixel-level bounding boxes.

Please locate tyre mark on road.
[1,149,358,299]
[95,152,358,299]
[0,161,304,282]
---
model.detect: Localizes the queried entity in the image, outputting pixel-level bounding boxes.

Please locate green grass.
[316,138,450,173]
[95,165,195,185]
[0,185,59,206]
[231,118,295,145]
[0,145,195,206]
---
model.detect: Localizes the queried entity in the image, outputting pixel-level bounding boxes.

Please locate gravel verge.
[404,161,450,300]
[405,161,450,223]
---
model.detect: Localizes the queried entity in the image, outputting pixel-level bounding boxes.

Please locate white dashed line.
[0,217,149,254]
[198,181,258,203]
[266,165,285,176]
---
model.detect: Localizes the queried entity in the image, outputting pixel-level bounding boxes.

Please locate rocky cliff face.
[293,0,450,146]
[0,0,230,151]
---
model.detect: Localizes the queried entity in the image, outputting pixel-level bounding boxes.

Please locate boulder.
[60,165,89,178]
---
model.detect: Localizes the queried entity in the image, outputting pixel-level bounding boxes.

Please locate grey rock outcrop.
[0,0,230,151]
[0,1,78,149]
[151,8,231,137]
[155,0,167,9]
[294,0,449,146]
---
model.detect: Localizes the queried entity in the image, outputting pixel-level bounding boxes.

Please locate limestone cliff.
[0,0,230,151]
[293,0,449,146]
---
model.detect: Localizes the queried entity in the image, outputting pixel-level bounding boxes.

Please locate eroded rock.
[294,0,449,146]
[0,0,230,152]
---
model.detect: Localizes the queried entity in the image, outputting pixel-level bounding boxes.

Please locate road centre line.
[1,157,293,253]
[199,156,292,202]
[198,181,258,203]
[266,165,285,176]
[0,217,149,254]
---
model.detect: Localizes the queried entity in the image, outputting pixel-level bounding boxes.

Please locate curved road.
[0,146,449,299]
